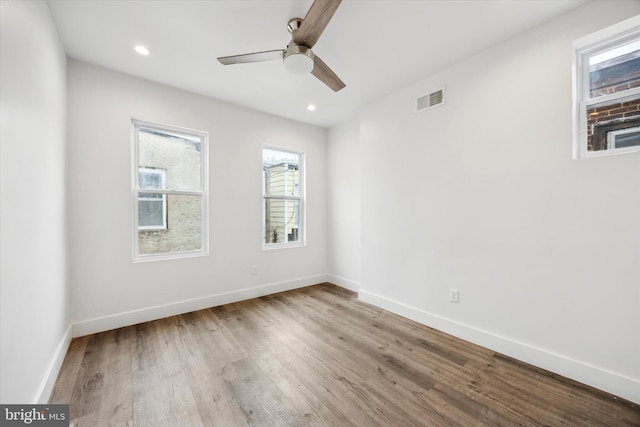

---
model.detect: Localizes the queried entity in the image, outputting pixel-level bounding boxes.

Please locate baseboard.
[71,275,328,338]
[34,325,72,404]
[326,274,360,292]
[358,288,640,405]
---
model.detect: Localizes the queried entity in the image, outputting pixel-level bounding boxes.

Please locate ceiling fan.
[217,0,346,92]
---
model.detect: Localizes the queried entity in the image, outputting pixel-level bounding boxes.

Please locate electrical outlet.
[449,288,459,303]
[251,264,259,275]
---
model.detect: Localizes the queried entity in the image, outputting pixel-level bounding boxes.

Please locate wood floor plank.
[96,328,134,426]
[155,317,206,427]
[131,322,174,427]
[50,283,640,426]
[49,336,89,405]
[69,333,109,425]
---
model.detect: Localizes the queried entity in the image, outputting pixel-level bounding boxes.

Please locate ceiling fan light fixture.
[283,45,314,75]
[284,53,314,74]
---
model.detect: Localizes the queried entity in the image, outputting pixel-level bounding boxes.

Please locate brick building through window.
[587,51,640,151]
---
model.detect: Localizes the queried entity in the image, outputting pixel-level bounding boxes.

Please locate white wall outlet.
[449,288,459,303]
[251,264,259,275]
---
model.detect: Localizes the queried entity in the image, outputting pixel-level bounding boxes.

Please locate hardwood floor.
[50,283,640,426]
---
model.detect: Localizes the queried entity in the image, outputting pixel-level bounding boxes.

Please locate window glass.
[264,198,300,245]
[589,39,640,98]
[138,195,203,255]
[139,170,163,189]
[609,126,640,149]
[138,199,164,228]
[138,128,202,192]
[586,97,640,152]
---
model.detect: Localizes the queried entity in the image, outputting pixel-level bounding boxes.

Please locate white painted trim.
[358,288,640,405]
[326,275,360,292]
[573,15,640,50]
[72,275,328,337]
[34,325,72,404]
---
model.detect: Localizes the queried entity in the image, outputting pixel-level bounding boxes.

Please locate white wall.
[0,1,70,403]
[67,61,328,335]
[357,1,640,403]
[327,118,361,291]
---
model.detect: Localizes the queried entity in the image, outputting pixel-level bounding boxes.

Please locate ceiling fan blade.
[311,55,345,92]
[294,0,342,48]
[217,50,284,65]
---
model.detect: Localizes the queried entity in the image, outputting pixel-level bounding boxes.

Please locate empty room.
[1,0,639,425]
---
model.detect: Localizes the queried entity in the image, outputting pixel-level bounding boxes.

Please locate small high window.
[263,147,304,248]
[132,120,208,261]
[573,16,640,158]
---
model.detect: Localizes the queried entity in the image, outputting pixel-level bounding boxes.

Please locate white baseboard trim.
[326,274,360,292]
[34,325,72,404]
[358,288,640,405]
[72,275,328,338]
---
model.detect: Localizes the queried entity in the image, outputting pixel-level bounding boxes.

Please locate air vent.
[416,87,446,112]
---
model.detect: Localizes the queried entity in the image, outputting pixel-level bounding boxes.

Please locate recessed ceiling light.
[307,104,316,111]
[135,45,150,56]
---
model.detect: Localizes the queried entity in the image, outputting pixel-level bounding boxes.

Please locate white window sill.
[262,242,305,251]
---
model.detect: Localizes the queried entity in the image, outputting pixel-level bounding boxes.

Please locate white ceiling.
[48,0,588,128]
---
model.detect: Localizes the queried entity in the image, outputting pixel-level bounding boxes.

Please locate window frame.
[262,145,305,250]
[132,119,209,262]
[573,15,640,159]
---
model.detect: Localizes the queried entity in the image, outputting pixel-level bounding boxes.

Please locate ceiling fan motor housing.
[287,18,304,34]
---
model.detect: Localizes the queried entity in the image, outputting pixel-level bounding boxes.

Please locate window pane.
[264,198,300,244]
[610,127,640,148]
[589,40,640,98]
[138,195,202,254]
[139,171,163,189]
[263,149,300,196]
[587,98,640,151]
[139,199,165,227]
[138,128,202,191]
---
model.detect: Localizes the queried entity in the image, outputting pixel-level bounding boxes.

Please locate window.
[608,126,640,149]
[263,147,304,247]
[132,120,208,261]
[573,16,640,158]
[138,167,167,230]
